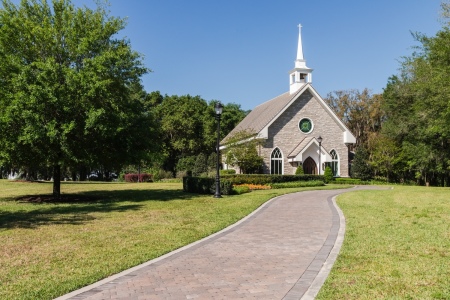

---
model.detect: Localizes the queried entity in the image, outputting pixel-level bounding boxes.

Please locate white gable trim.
[288,139,332,163]
[258,84,356,144]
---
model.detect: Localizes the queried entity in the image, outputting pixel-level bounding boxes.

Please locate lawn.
[0,179,341,300]
[317,186,450,300]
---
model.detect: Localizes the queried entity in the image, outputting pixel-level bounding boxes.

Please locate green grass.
[317,186,450,300]
[0,179,344,300]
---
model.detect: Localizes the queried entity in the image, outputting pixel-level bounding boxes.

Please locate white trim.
[219,136,260,151]
[289,139,332,163]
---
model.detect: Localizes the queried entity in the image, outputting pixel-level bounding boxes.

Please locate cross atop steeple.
[289,24,313,94]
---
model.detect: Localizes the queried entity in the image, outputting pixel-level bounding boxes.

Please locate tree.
[203,102,249,152]
[0,0,155,196]
[223,129,264,174]
[151,94,210,173]
[351,147,373,180]
[381,3,450,185]
[367,133,401,182]
[149,94,247,173]
[324,89,385,149]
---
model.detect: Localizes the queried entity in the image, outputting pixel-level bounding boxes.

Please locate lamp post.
[214,102,223,198]
[317,136,323,175]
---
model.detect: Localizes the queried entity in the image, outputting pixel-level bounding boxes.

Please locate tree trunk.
[79,165,87,181]
[53,165,61,198]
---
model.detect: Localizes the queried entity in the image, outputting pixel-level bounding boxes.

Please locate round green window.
[299,118,313,133]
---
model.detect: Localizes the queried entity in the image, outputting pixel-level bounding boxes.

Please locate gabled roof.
[222,84,306,143]
[288,137,314,158]
[221,83,356,145]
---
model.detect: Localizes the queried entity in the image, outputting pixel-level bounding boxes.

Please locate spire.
[296,24,304,61]
[289,24,313,94]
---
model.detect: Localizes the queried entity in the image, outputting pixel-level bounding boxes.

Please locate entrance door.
[303,157,317,174]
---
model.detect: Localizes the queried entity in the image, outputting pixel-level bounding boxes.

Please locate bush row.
[269,180,325,189]
[124,173,153,182]
[333,178,371,185]
[183,177,233,195]
[221,174,325,185]
[220,169,237,175]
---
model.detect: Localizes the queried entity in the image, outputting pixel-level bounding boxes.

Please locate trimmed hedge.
[269,180,325,189]
[232,185,251,195]
[124,173,153,182]
[334,178,371,185]
[220,169,236,175]
[183,177,233,195]
[221,174,325,185]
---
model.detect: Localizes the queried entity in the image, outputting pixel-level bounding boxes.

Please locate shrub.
[176,170,188,178]
[220,169,236,175]
[334,177,371,185]
[295,165,304,175]
[232,185,251,195]
[193,153,208,176]
[183,177,233,195]
[221,174,325,185]
[152,169,174,181]
[176,156,196,174]
[124,173,153,182]
[269,180,325,189]
[324,166,334,183]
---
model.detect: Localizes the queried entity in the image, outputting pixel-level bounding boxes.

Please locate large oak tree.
[0,0,156,196]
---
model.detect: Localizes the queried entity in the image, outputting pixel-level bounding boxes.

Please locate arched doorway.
[303,157,317,174]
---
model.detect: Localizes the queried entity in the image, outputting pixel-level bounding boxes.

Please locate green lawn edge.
[316,186,450,300]
[0,180,348,300]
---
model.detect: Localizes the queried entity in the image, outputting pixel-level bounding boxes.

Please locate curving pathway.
[56,186,383,300]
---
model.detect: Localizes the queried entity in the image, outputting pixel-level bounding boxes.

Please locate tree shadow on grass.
[1,189,203,230]
[77,188,201,203]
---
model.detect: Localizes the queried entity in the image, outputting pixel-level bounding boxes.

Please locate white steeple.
[289,24,313,94]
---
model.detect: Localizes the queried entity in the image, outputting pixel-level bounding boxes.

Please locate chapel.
[222,25,356,176]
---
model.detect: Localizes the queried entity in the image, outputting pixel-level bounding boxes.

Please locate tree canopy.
[380,8,450,185]
[324,89,385,149]
[146,92,247,174]
[0,0,157,195]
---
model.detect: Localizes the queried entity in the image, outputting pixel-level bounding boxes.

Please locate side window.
[330,149,339,176]
[271,148,283,175]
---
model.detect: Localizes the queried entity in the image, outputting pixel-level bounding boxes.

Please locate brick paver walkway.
[56,187,378,300]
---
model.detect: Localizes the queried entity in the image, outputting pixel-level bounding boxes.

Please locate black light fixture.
[317,136,323,175]
[214,102,223,198]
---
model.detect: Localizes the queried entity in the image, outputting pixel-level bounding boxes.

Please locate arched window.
[330,149,339,177]
[271,148,283,174]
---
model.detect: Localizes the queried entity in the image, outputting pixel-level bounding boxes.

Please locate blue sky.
[8,0,446,110]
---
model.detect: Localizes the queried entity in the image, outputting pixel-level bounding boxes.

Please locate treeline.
[1,90,248,181]
[326,4,450,186]
[136,92,248,178]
